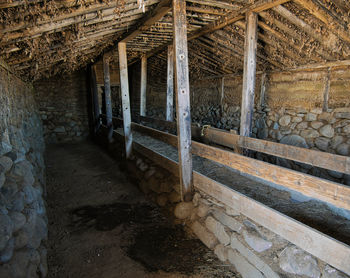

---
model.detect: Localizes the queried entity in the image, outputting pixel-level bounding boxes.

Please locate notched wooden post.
[118,42,133,159]
[240,12,258,139]
[140,55,147,116]
[173,0,193,201]
[103,53,113,142]
[166,44,174,122]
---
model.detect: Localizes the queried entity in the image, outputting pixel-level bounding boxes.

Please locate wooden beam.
[173,0,193,202]
[294,0,350,44]
[121,127,350,277]
[240,12,258,138]
[118,42,133,158]
[103,53,113,141]
[120,0,171,43]
[166,45,174,122]
[140,55,147,116]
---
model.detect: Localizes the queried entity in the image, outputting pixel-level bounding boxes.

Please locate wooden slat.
[240,12,258,138]
[126,129,350,276]
[118,42,133,158]
[173,0,193,202]
[140,55,147,116]
[166,45,174,121]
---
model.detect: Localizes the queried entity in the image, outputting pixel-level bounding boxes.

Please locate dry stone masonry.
[0,66,47,278]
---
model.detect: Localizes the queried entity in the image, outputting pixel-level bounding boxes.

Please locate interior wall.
[34,70,89,143]
[0,65,47,277]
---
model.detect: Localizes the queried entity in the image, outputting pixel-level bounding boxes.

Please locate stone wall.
[0,65,47,277]
[34,70,89,143]
[125,151,349,278]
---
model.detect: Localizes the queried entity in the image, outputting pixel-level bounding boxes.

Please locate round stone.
[174,202,194,219]
[336,143,350,156]
[279,115,291,127]
[319,125,334,138]
[0,214,13,251]
[300,129,319,139]
[0,156,13,173]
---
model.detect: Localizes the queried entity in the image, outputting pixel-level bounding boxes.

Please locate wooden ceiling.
[1,0,350,81]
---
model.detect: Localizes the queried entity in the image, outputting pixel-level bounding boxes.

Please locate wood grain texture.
[140,55,147,116]
[166,45,174,122]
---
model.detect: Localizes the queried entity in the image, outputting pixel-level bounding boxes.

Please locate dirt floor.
[45,142,239,278]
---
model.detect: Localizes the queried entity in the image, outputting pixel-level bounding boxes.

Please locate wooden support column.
[323,69,330,112]
[103,54,113,141]
[118,42,133,158]
[140,55,147,116]
[90,64,100,134]
[259,73,267,110]
[220,77,225,113]
[240,12,258,138]
[173,0,193,201]
[166,45,174,122]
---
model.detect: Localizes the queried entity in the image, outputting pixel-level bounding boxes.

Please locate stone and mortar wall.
[0,65,47,277]
[33,70,89,143]
[125,152,349,278]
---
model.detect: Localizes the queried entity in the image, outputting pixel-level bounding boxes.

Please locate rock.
[292,116,303,123]
[23,185,37,204]
[231,236,280,278]
[0,173,4,189]
[319,125,334,138]
[156,194,168,207]
[214,244,227,262]
[336,143,350,156]
[311,108,323,114]
[280,134,308,148]
[311,121,324,129]
[190,221,217,249]
[10,192,25,212]
[0,238,14,263]
[1,177,18,199]
[174,202,194,219]
[322,265,347,278]
[242,229,272,253]
[301,129,320,138]
[297,122,309,129]
[331,136,344,149]
[212,210,243,232]
[305,113,318,121]
[272,122,279,130]
[279,246,320,278]
[0,214,13,251]
[279,115,291,127]
[14,229,29,250]
[0,156,13,173]
[144,168,156,180]
[9,212,26,232]
[334,112,350,119]
[168,191,181,203]
[342,124,350,134]
[54,126,65,133]
[225,206,240,217]
[315,137,330,151]
[257,128,268,140]
[205,216,231,246]
[192,192,201,206]
[319,112,333,122]
[227,249,264,278]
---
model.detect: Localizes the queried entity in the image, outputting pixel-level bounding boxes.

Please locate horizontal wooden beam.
[121,128,350,276]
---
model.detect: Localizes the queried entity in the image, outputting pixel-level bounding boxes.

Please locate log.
[140,55,147,116]
[166,45,174,122]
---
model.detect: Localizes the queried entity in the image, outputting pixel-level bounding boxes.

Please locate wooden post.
[323,69,330,112]
[103,54,113,141]
[259,73,267,110]
[166,45,174,121]
[118,42,133,158]
[173,0,193,201]
[140,55,147,116]
[90,65,100,134]
[240,12,258,137]
[220,77,225,113]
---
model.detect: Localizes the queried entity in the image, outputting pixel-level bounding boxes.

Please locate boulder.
[336,143,350,156]
[174,202,194,219]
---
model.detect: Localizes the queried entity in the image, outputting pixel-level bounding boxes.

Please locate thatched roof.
[1,0,350,81]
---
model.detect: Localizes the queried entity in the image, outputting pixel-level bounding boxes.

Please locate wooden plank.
[120,0,171,43]
[118,42,133,158]
[103,53,113,141]
[126,129,350,276]
[166,45,174,122]
[90,65,100,134]
[240,12,258,138]
[173,0,193,202]
[140,55,147,116]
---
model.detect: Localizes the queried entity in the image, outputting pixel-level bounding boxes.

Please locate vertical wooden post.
[140,55,147,116]
[323,69,330,112]
[90,65,100,134]
[240,12,258,137]
[166,45,174,122]
[173,0,193,202]
[220,77,225,113]
[118,42,133,158]
[259,73,267,110]
[103,54,113,141]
